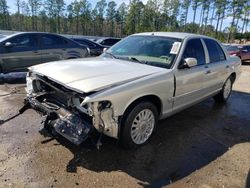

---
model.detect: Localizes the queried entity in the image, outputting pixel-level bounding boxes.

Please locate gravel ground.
[0,65,249,188]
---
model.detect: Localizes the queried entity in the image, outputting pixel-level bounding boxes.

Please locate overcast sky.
[6,0,249,32]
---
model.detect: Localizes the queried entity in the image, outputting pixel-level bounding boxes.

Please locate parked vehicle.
[238,45,250,62]
[224,44,241,57]
[25,32,241,149]
[0,34,6,39]
[0,32,89,73]
[70,37,105,56]
[96,37,121,48]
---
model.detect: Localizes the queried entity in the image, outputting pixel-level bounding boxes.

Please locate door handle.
[204,65,209,69]
[226,65,230,68]
[33,50,38,54]
[206,70,211,74]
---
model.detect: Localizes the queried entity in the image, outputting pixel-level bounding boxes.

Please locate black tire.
[67,57,77,59]
[120,102,159,149]
[214,76,233,103]
[0,65,3,74]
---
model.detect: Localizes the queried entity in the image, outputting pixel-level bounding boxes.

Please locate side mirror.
[4,42,14,48]
[86,47,90,56]
[179,58,198,69]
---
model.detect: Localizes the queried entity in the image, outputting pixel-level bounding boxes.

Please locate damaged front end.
[25,72,119,146]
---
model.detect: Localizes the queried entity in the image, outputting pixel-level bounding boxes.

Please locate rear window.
[41,35,67,46]
[204,39,226,63]
[102,39,120,46]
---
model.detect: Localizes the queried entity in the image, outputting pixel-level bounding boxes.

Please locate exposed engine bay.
[25,72,119,146]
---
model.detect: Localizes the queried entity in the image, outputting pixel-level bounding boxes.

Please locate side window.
[100,40,106,45]
[242,46,248,52]
[9,35,36,47]
[182,38,206,66]
[109,39,119,45]
[41,35,66,47]
[204,39,226,63]
[102,39,113,46]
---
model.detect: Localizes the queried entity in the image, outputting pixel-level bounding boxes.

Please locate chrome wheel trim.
[223,79,232,99]
[130,109,155,145]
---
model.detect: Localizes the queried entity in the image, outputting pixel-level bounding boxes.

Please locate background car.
[224,44,241,57]
[0,32,89,73]
[0,34,6,39]
[69,37,105,56]
[239,45,250,62]
[96,37,121,48]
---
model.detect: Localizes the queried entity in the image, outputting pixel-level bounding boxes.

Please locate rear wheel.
[0,65,3,74]
[214,76,233,103]
[0,66,3,84]
[120,102,158,149]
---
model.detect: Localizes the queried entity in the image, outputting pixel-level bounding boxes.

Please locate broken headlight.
[26,77,34,95]
[26,76,41,95]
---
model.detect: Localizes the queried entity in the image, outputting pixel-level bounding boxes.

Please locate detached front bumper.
[26,96,92,145]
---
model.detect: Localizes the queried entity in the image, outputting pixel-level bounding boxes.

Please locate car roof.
[19,32,64,36]
[99,37,121,40]
[96,37,121,42]
[0,32,83,46]
[2,32,59,39]
[71,37,90,41]
[132,32,212,40]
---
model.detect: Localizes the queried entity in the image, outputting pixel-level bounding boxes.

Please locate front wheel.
[214,77,233,103]
[120,102,158,149]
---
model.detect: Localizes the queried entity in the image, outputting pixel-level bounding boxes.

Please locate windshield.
[103,35,182,69]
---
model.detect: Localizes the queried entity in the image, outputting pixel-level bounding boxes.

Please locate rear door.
[202,38,228,94]
[0,34,41,73]
[173,38,208,111]
[40,34,85,62]
[40,34,68,63]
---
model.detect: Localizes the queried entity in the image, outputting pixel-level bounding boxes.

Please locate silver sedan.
[25,32,241,149]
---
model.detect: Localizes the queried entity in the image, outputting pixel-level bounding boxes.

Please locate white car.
[25,32,241,148]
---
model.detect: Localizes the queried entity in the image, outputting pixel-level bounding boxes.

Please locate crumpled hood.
[30,57,165,93]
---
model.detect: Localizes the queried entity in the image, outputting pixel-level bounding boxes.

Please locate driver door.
[173,38,208,111]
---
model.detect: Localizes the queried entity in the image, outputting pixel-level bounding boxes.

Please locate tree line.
[0,0,249,42]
